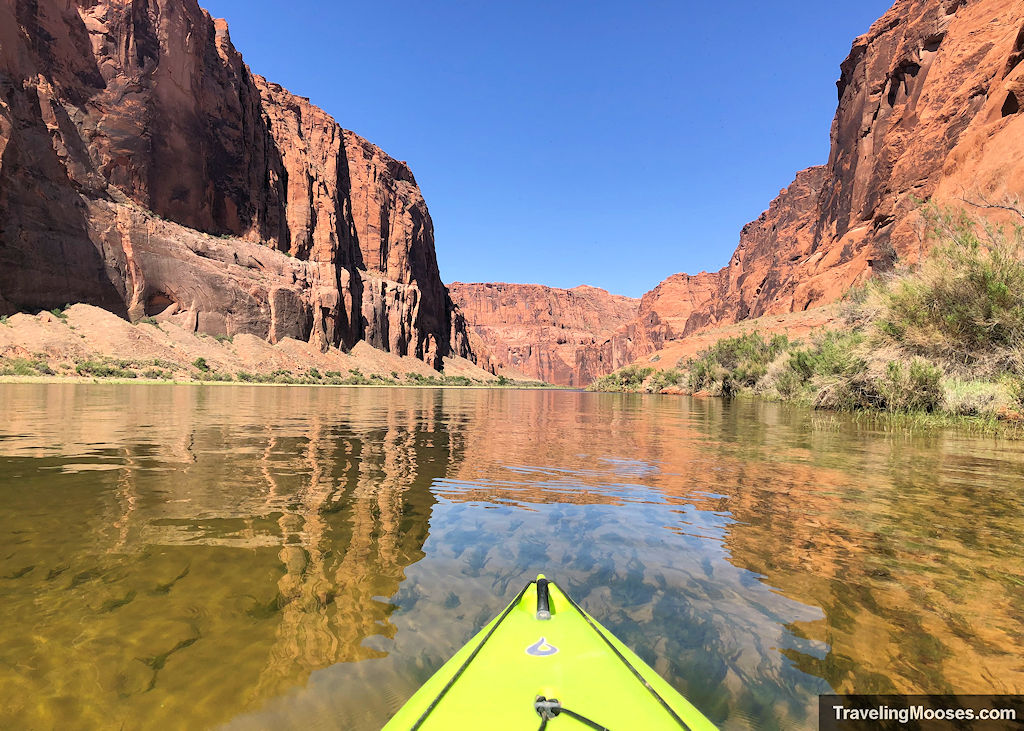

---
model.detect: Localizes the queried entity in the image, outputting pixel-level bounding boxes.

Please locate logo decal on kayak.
[526,637,559,657]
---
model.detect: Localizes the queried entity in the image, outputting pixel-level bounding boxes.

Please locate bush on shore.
[688,332,790,397]
[589,205,1024,423]
[865,207,1024,374]
[587,366,654,392]
[76,360,136,379]
[0,358,55,377]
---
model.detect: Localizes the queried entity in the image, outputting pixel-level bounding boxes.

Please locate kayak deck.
[383,576,717,730]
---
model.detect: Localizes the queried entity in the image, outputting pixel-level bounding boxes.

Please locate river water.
[0,384,1021,729]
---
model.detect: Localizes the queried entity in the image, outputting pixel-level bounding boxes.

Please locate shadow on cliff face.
[0,0,471,366]
[0,62,126,316]
[76,0,293,249]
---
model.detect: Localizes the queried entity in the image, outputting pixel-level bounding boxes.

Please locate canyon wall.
[7,0,1023,381]
[578,0,1024,378]
[448,283,638,386]
[0,0,468,368]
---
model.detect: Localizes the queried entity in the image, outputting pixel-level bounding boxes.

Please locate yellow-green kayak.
[383,575,718,730]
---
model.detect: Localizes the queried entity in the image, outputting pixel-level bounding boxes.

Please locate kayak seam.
[408,580,534,730]
[559,587,694,730]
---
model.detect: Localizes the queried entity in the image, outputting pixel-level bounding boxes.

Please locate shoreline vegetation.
[0,302,555,390]
[0,347,556,389]
[589,206,1024,436]
[0,370,556,389]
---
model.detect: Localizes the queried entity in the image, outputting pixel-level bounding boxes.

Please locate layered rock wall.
[344,130,463,366]
[448,283,639,386]
[0,0,468,367]
[581,0,1024,378]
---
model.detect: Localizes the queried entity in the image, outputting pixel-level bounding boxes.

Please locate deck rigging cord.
[534,696,611,731]
[406,577,695,730]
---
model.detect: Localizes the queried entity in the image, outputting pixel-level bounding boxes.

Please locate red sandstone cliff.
[0,0,469,368]
[448,283,639,386]
[577,0,1024,379]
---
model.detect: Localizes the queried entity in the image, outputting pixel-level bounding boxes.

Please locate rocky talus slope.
[448,283,639,386]
[583,0,1024,379]
[0,0,470,368]
[0,304,493,384]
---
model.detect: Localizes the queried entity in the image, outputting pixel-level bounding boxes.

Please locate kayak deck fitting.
[383,575,718,730]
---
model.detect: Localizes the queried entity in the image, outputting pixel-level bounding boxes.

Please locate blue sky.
[201,1,894,298]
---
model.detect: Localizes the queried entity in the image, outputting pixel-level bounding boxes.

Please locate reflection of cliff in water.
[432,391,831,727]
[3,385,1022,731]
[436,391,1024,710]
[666,400,1024,697]
[0,386,461,728]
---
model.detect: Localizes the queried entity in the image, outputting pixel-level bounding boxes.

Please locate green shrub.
[405,372,439,385]
[141,368,174,381]
[863,206,1024,373]
[686,332,789,395]
[647,368,686,393]
[196,371,233,383]
[271,369,296,384]
[805,331,865,377]
[307,368,322,381]
[443,375,473,387]
[773,366,806,398]
[0,358,54,377]
[49,306,69,320]
[192,357,210,372]
[587,366,654,392]
[5,360,37,377]
[76,360,136,379]
[1007,377,1024,408]
[877,359,944,413]
[760,330,867,399]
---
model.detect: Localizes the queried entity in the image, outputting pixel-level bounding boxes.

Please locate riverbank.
[589,207,1024,436]
[0,304,552,389]
[0,374,559,389]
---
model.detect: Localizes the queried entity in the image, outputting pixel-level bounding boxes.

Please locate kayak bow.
[383,575,718,730]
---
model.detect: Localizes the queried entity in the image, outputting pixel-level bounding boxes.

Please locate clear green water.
[0,384,1022,730]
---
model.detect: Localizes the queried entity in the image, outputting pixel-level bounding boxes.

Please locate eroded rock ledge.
[579,0,1024,379]
[0,0,470,369]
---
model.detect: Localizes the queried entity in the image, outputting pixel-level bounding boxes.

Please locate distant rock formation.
[448,283,639,386]
[0,0,469,368]
[572,0,1024,380]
